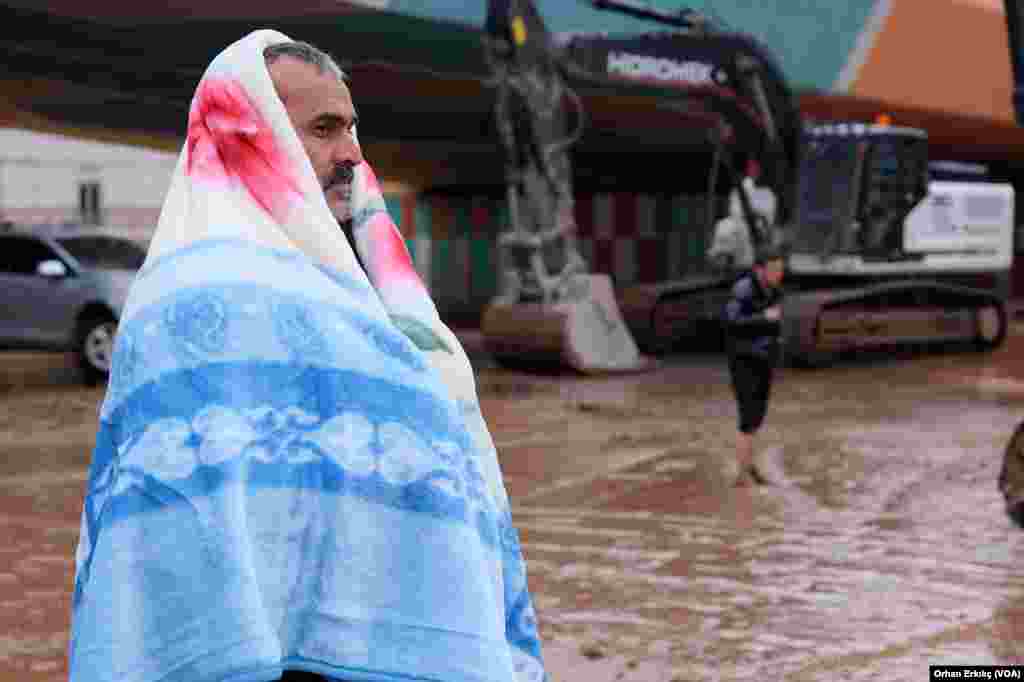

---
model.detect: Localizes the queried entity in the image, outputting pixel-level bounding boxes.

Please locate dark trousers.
[727,352,774,434]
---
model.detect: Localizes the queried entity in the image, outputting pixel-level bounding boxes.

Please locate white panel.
[903,181,1014,270]
[0,128,177,221]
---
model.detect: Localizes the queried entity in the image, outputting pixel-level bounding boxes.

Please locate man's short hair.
[754,242,787,265]
[264,41,348,82]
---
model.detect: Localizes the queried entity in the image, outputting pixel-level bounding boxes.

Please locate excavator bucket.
[482,274,653,373]
[480,0,653,373]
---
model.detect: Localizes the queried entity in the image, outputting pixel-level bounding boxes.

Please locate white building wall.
[0,128,178,240]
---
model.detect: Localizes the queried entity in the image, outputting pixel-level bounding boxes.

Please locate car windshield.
[56,236,147,271]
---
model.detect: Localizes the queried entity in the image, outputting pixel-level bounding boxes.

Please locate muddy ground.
[2,328,1024,681]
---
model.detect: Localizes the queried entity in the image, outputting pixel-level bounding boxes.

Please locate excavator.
[480,0,1014,371]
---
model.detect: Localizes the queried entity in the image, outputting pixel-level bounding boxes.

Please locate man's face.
[758,258,785,288]
[269,56,363,222]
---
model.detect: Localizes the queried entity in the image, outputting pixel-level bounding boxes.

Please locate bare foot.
[733,470,756,487]
[749,465,773,486]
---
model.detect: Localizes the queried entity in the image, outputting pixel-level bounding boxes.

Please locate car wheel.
[974,301,1007,352]
[77,314,117,386]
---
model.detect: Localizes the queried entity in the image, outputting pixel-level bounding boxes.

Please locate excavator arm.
[558,12,800,225]
[484,0,801,289]
[484,0,588,306]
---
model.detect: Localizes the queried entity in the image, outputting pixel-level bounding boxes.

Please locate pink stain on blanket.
[364,211,424,293]
[187,77,303,223]
[361,163,382,195]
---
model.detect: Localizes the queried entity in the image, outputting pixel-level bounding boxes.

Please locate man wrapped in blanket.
[68,31,547,682]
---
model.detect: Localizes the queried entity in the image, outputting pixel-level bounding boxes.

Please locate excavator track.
[781,281,1008,366]
[621,278,1008,366]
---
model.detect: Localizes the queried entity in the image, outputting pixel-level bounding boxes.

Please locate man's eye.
[313,126,331,138]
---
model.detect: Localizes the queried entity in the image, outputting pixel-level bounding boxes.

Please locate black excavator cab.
[790,124,930,260]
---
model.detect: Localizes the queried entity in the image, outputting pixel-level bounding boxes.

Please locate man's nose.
[333,134,364,167]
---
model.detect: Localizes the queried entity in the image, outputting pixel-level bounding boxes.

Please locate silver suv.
[0,227,145,384]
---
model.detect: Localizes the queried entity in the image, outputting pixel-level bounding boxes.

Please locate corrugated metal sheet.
[400,190,721,319]
[470,198,499,301]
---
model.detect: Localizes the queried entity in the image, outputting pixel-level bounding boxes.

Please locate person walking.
[723,244,785,487]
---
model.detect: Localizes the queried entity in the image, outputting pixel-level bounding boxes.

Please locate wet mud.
[2,329,1024,680]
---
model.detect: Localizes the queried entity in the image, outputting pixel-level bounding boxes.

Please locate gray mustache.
[325,164,355,191]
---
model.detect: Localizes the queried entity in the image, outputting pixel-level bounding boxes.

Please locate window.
[0,237,62,275]
[798,136,860,227]
[78,181,103,226]
[57,236,146,270]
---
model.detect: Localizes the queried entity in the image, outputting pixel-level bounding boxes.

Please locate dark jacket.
[723,272,782,361]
